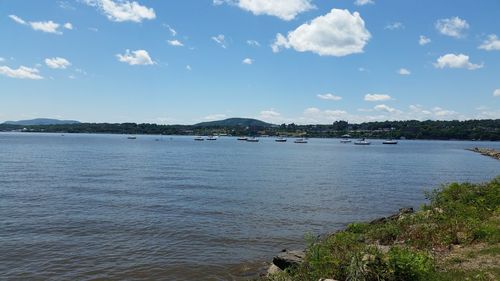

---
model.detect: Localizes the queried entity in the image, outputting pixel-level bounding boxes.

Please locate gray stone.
[272,249,305,270]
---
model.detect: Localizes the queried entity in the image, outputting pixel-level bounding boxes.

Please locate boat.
[237,137,248,141]
[275,137,287,142]
[127,136,137,139]
[246,137,259,142]
[383,139,398,144]
[206,136,218,141]
[340,138,352,143]
[194,136,204,141]
[354,138,371,145]
[294,138,308,144]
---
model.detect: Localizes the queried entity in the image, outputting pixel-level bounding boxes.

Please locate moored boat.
[340,139,352,143]
[383,139,398,144]
[275,137,287,142]
[194,136,204,141]
[294,138,308,144]
[237,137,248,141]
[127,136,137,139]
[354,138,370,145]
[246,137,259,142]
[207,136,218,141]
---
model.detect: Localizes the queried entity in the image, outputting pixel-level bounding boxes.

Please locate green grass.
[265,177,500,281]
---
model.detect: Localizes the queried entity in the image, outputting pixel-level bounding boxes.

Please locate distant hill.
[194,118,273,127]
[3,118,81,126]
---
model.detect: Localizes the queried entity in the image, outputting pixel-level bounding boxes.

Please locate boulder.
[272,249,305,270]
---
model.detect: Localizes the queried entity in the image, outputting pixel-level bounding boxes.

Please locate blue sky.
[0,0,499,124]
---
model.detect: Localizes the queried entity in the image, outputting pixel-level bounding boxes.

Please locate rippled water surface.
[1,133,499,280]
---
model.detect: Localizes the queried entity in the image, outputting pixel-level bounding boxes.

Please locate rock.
[267,264,283,276]
[370,207,414,225]
[272,249,305,270]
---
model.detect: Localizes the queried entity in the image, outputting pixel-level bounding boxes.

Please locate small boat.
[275,137,287,142]
[194,136,204,141]
[246,137,259,142]
[127,136,137,139]
[340,138,352,143]
[294,138,308,144]
[383,139,398,144]
[237,137,248,141]
[354,138,370,145]
[206,136,218,141]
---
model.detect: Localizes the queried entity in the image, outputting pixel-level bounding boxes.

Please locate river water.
[1,133,498,280]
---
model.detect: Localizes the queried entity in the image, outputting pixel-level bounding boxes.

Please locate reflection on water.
[1,133,499,280]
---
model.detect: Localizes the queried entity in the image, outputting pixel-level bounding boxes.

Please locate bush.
[387,247,435,281]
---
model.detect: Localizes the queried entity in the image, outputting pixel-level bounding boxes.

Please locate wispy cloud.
[9,14,71,35]
[45,57,71,69]
[435,17,469,38]
[116,49,155,66]
[83,0,156,23]
[434,53,483,70]
[479,34,500,51]
[212,34,227,48]
[364,94,392,102]
[0,65,43,80]
[317,93,342,101]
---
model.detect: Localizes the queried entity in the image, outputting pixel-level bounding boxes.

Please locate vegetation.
[265,177,500,281]
[1,118,499,141]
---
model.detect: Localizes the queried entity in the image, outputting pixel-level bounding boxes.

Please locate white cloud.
[364,94,392,102]
[8,15,26,25]
[434,53,483,70]
[271,9,371,57]
[317,93,342,101]
[242,58,253,64]
[0,57,5,62]
[237,0,314,21]
[260,109,281,118]
[116,49,155,66]
[398,68,411,75]
[216,0,314,21]
[212,34,227,48]
[45,57,71,69]
[432,107,458,117]
[354,0,374,6]
[247,40,260,47]
[203,113,227,120]
[167,40,184,47]
[385,22,404,30]
[419,35,431,45]
[30,21,62,34]
[59,1,76,10]
[494,89,500,97]
[435,17,469,38]
[164,24,177,36]
[0,65,43,80]
[374,104,401,114]
[479,34,500,51]
[186,65,192,71]
[9,15,68,34]
[63,22,73,30]
[301,107,348,123]
[83,0,156,23]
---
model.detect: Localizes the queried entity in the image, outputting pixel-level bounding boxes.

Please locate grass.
[264,177,500,281]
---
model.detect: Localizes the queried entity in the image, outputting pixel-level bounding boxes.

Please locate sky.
[0,0,499,125]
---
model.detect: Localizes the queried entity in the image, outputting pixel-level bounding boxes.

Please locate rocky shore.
[260,178,499,281]
[467,147,500,160]
[263,208,415,278]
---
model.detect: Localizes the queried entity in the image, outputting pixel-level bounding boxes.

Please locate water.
[1,133,499,280]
